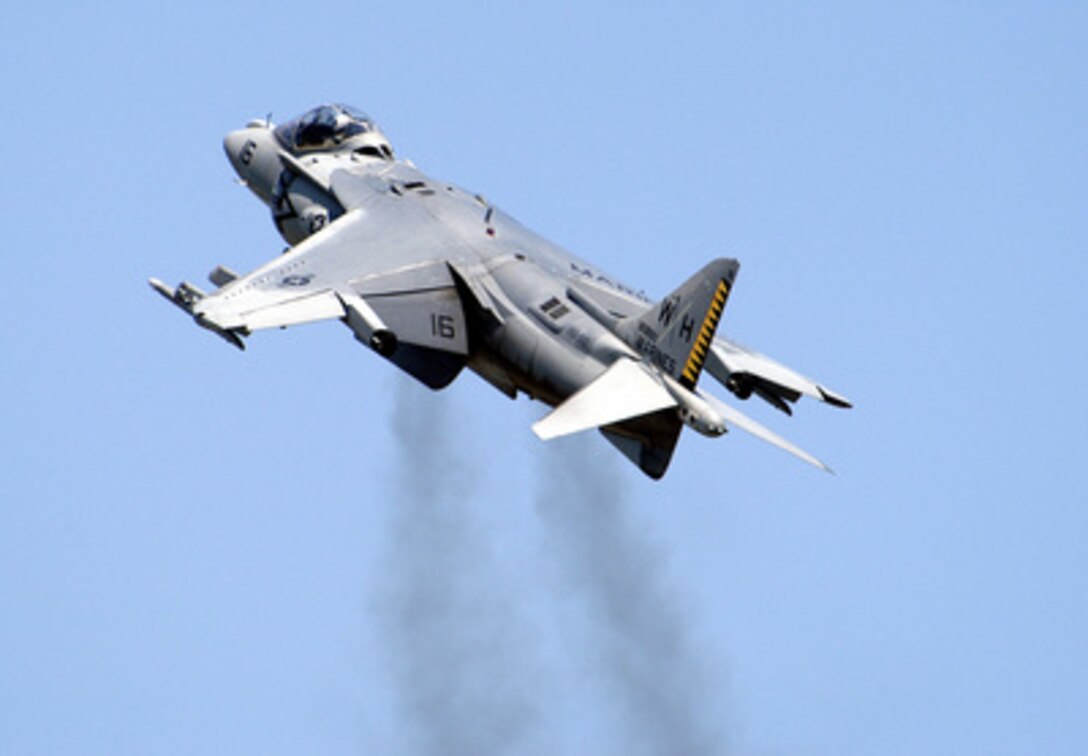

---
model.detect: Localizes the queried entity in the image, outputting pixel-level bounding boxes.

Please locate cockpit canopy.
[274,103,393,158]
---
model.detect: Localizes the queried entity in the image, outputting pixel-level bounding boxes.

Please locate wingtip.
[818,386,853,409]
[530,420,552,441]
[804,453,835,475]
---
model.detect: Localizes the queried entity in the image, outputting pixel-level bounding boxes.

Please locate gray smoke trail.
[536,435,723,756]
[379,379,536,756]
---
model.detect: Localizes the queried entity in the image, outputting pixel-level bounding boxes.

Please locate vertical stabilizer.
[618,258,739,389]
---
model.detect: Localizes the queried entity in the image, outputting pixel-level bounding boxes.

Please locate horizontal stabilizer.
[701,391,832,472]
[708,337,852,410]
[532,359,677,440]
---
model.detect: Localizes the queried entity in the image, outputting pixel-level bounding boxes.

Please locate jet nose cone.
[223,129,250,175]
[222,126,280,205]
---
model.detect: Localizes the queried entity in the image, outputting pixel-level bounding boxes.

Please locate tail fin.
[619,258,739,389]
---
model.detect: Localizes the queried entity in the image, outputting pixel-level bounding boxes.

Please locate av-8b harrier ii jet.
[151,104,850,478]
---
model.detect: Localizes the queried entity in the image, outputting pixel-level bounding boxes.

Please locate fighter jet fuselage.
[152,105,849,478]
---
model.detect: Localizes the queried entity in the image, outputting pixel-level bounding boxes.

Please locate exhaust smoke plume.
[536,436,723,756]
[380,380,535,756]
[376,378,722,754]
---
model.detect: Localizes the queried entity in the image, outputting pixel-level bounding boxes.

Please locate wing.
[706,336,852,413]
[197,169,480,327]
[151,169,482,387]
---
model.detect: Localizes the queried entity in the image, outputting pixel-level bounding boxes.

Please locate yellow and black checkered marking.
[679,278,730,388]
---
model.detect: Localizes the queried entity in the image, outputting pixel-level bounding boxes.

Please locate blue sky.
[2,2,1086,754]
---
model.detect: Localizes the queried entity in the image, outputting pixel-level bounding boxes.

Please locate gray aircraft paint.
[151,104,850,478]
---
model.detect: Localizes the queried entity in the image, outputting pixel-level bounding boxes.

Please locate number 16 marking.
[431,314,455,339]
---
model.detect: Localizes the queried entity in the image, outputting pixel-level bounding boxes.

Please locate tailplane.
[529,357,685,480]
